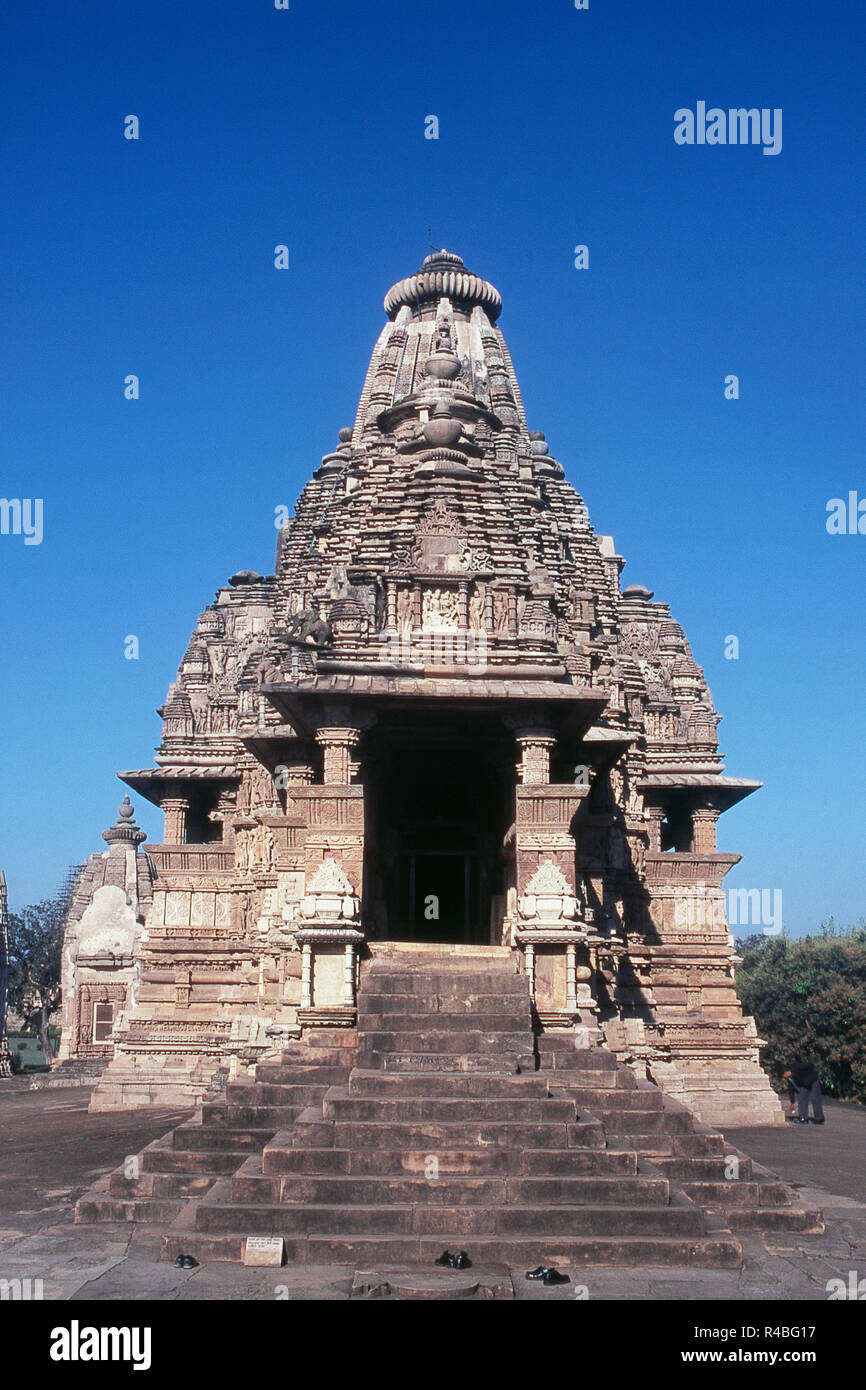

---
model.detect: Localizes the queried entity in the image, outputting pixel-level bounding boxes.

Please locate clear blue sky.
[2,0,864,935]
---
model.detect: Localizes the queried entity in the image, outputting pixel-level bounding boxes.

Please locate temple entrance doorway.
[364,722,513,945]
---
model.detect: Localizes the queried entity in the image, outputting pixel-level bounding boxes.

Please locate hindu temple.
[64,249,781,1133]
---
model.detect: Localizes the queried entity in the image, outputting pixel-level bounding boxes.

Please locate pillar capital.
[315,726,362,784]
[691,805,719,855]
[514,729,557,786]
[161,795,190,844]
[645,804,665,852]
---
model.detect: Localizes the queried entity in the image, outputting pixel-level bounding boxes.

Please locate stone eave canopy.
[637,774,762,814]
[576,726,637,772]
[118,767,240,808]
[261,676,607,744]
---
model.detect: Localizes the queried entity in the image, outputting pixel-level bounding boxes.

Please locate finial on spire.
[384,252,502,322]
[103,796,146,848]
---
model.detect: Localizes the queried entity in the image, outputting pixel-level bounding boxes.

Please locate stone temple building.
[65,250,781,1128]
[55,799,153,1074]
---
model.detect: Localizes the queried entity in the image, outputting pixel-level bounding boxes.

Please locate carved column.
[692,806,719,855]
[565,942,578,1013]
[315,727,361,784]
[515,731,556,786]
[300,943,313,1011]
[344,943,355,1007]
[162,796,189,844]
[646,806,665,853]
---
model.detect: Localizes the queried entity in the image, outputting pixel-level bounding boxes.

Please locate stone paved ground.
[1,1084,863,1301]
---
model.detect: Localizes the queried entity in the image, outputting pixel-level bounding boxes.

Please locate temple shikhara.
[63,250,782,1138]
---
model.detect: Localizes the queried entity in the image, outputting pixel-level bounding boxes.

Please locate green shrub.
[737,922,866,1101]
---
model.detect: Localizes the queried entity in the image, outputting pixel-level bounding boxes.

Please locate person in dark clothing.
[782,1060,825,1123]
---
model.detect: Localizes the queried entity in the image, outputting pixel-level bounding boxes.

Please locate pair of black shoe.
[435,1250,471,1270]
[526,1265,570,1286]
[174,1253,198,1269]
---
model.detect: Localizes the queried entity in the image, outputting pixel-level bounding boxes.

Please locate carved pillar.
[315,727,361,784]
[646,806,665,853]
[524,942,536,998]
[344,943,355,1007]
[484,588,494,630]
[457,579,469,628]
[300,943,313,1011]
[692,806,719,855]
[515,731,556,786]
[282,763,315,785]
[162,796,189,844]
[565,942,578,1013]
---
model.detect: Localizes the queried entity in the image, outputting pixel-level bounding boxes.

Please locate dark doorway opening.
[364,725,512,945]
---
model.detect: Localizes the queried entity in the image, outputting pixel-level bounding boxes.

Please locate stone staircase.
[537,1034,822,1238]
[75,1038,355,1227]
[77,946,822,1266]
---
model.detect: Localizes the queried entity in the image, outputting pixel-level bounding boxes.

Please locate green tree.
[7,896,65,1063]
[736,923,866,1101]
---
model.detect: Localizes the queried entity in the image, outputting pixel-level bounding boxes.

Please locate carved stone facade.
[57,799,153,1070]
[65,251,780,1125]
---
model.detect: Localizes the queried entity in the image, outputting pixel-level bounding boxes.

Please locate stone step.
[172,1122,276,1153]
[255,1061,354,1084]
[359,975,527,995]
[536,1048,624,1074]
[538,1067,637,1090]
[201,1103,304,1128]
[108,1171,155,1198]
[298,1031,359,1049]
[227,1083,331,1105]
[346,1070,550,1098]
[233,1170,670,1208]
[551,1087,664,1111]
[195,1197,705,1239]
[723,1207,824,1234]
[162,1228,742,1269]
[261,1142,639,1178]
[594,1109,694,1135]
[290,1115,605,1151]
[368,1052,529,1075]
[142,1145,247,1177]
[364,945,514,961]
[357,1030,534,1054]
[76,1195,184,1225]
[606,1135,679,1157]
[357,1012,530,1032]
[359,993,528,1014]
[670,1133,727,1157]
[150,1173,222,1198]
[108,1168,218,1201]
[656,1156,754,1181]
[680,1181,790,1207]
[322,1094,578,1123]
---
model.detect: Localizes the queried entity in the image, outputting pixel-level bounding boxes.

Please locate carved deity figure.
[422,588,459,629]
[492,591,510,634]
[468,590,485,631]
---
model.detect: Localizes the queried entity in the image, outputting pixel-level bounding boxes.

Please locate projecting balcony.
[145,843,235,874]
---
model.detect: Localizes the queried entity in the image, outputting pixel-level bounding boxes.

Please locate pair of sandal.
[435,1250,472,1269]
[526,1265,570,1285]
